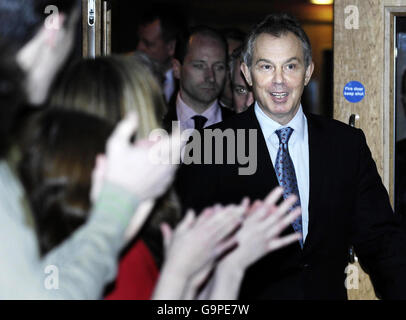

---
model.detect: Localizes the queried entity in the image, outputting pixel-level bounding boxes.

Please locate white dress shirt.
[163,69,175,103]
[176,93,223,132]
[255,102,310,241]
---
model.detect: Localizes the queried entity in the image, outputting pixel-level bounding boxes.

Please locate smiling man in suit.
[176,13,406,299]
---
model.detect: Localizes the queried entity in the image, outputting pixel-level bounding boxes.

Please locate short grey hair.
[242,13,312,69]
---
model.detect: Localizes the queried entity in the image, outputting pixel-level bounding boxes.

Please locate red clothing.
[105,239,159,300]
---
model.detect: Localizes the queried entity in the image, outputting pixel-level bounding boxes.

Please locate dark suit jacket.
[162,93,235,133]
[175,106,406,299]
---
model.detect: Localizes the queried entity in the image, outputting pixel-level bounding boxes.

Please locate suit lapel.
[220,105,235,121]
[303,114,328,252]
[246,107,279,191]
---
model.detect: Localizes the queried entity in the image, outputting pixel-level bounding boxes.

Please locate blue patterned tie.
[275,127,303,248]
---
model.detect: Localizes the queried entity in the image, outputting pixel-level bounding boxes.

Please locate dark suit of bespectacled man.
[174,13,406,300]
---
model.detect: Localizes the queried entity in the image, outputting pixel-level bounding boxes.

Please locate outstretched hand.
[220,186,302,270]
[160,199,249,278]
[152,199,249,300]
[206,187,302,300]
[91,112,183,203]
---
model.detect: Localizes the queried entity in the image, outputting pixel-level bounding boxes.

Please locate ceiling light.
[310,0,334,4]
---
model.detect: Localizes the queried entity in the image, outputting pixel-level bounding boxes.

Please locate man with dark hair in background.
[136,6,186,103]
[163,26,234,132]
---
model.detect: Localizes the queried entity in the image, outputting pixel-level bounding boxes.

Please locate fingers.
[207,204,245,242]
[108,112,138,149]
[248,204,268,222]
[213,205,246,230]
[92,154,106,180]
[160,223,173,251]
[262,194,297,228]
[282,206,302,227]
[214,235,238,258]
[210,203,244,227]
[176,209,196,233]
[95,154,107,173]
[273,194,297,216]
[266,206,302,239]
[148,125,183,166]
[264,186,284,206]
[239,197,250,218]
[246,189,290,223]
[189,263,213,290]
[90,154,107,202]
[239,197,250,209]
[246,199,262,218]
[195,206,216,226]
[193,203,246,244]
[268,232,302,252]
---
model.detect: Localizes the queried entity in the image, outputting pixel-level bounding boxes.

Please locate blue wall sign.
[343,81,365,103]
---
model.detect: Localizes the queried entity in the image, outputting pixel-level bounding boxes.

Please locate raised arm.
[152,200,248,300]
[0,113,182,299]
[207,187,302,300]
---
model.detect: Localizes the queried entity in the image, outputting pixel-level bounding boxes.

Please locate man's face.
[242,32,313,124]
[220,38,244,107]
[137,18,173,66]
[176,34,227,110]
[232,59,254,113]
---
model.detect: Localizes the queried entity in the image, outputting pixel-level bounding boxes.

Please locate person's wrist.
[162,256,196,281]
[210,261,244,300]
[218,260,244,278]
[91,180,139,228]
[159,262,190,288]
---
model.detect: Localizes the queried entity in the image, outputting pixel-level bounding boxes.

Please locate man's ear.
[304,61,314,86]
[172,58,182,80]
[241,62,252,87]
[167,40,176,57]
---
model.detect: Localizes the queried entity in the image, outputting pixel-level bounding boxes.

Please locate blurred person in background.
[229,46,254,113]
[0,0,180,299]
[51,54,177,299]
[219,28,246,110]
[136,6,186,103]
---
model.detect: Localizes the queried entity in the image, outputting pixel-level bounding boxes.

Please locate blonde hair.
[51,54,167,139]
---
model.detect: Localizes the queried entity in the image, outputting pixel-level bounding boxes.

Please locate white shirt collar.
[163,69,175,102]
[176,93,222,130]
[254,102,306,145]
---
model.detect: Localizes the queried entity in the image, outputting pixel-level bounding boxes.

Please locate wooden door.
[334,0,406,300]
